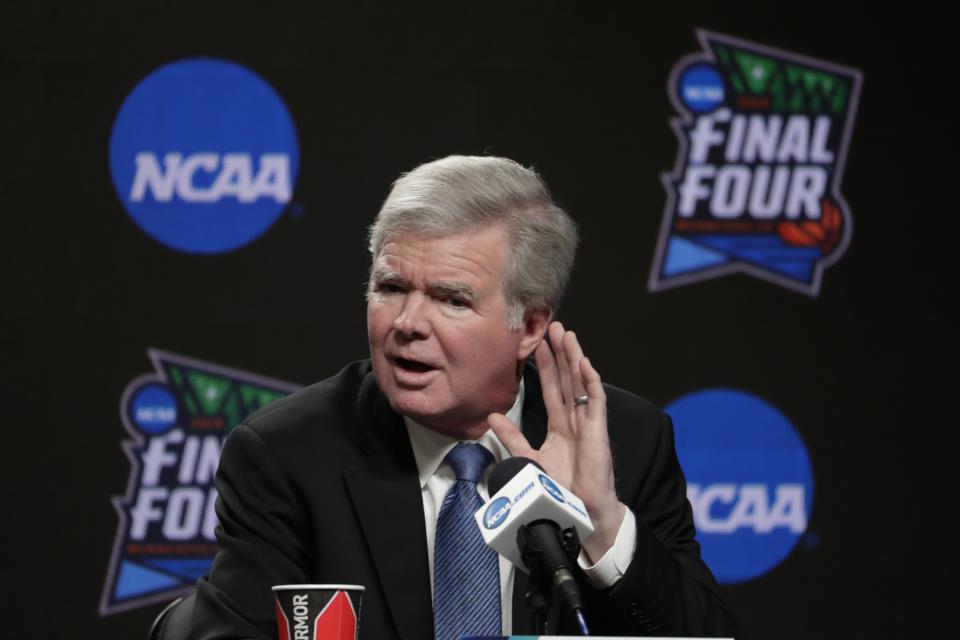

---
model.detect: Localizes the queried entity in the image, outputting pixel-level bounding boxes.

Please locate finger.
[534,341,565,420]
[488,413,537,459]
[549,322,574,406]
[562,330,588,406]
[580,357,608,427]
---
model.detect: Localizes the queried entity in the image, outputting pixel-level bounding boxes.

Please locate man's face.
[367,224,544,439]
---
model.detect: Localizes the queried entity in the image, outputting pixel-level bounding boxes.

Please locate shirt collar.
[405,378,525,489]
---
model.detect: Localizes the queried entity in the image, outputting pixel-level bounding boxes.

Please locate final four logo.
[100,350,299,614]
[649,31,863,295]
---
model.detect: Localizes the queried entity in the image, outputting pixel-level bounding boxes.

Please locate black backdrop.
[2,2,947,639]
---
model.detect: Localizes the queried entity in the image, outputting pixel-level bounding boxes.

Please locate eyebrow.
[370,268,407,288]
[371,268,478,301]
[429,281,477,301]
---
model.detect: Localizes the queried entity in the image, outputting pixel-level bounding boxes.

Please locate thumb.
[487,413,536,459]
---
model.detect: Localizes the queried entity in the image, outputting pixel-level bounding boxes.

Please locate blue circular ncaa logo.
[483,497,512,529]
[128,383,177,435]
[109,58,300,254]
[538,474,565,504]
[678,63,725,113]
[667,389,814,584]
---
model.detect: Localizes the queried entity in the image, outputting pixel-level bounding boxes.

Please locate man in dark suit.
[189,155,737,639]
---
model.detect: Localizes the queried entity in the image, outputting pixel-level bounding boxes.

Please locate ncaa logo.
[538,474,565,503]
[128,384,177,435]
[109,58,300,254]
[483,497,512,529]
[679,63,725,113]
[667,389,814,584]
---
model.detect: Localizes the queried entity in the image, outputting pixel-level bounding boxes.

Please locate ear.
[516,307,553,361]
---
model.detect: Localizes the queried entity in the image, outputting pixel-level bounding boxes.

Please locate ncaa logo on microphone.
[483,497,512,529]
[667,389,814,584]
[109,58,300,254]
[538,474,565,503]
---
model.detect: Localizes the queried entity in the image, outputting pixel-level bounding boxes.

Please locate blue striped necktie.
[433,443,500,640]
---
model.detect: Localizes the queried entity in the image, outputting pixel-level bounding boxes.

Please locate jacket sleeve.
[188,423,312,640]
[572,411,738,637]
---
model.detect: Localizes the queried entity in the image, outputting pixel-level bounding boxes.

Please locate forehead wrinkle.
[437,248,501,280]
[375,250,497,291]
[379,231,505,280]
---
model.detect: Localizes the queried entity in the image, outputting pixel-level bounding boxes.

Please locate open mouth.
[393,357,435,373]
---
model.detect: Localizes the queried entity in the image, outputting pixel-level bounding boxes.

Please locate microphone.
[474,457,594,633]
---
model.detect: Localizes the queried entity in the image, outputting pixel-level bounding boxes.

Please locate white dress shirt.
[403,379,637,633]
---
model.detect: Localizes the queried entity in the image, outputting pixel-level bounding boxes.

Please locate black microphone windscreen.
[489,456,543,496]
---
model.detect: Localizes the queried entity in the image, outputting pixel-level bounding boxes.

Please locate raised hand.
[488,321,626,561]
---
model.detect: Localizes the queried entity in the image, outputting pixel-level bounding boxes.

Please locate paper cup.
[272,584,364,640]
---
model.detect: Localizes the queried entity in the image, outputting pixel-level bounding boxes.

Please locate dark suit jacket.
[189,360,736,639]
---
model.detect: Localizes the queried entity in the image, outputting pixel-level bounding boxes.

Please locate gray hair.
[368,155,579,329]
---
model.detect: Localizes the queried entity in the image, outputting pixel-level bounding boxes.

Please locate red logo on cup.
[314,591,357,640]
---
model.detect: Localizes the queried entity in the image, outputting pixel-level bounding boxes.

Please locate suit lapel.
[343,373,433,640]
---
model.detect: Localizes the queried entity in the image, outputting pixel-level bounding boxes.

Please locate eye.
[378,283,405,294]
[445,296,469,309]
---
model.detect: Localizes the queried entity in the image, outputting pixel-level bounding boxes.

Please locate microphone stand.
[518,522,586,635]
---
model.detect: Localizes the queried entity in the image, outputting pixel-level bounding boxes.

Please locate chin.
[417,418,491,441]
[383,388,442,422]
[386,393,489,440]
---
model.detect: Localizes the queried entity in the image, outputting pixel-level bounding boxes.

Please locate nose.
[392,291,431,340]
